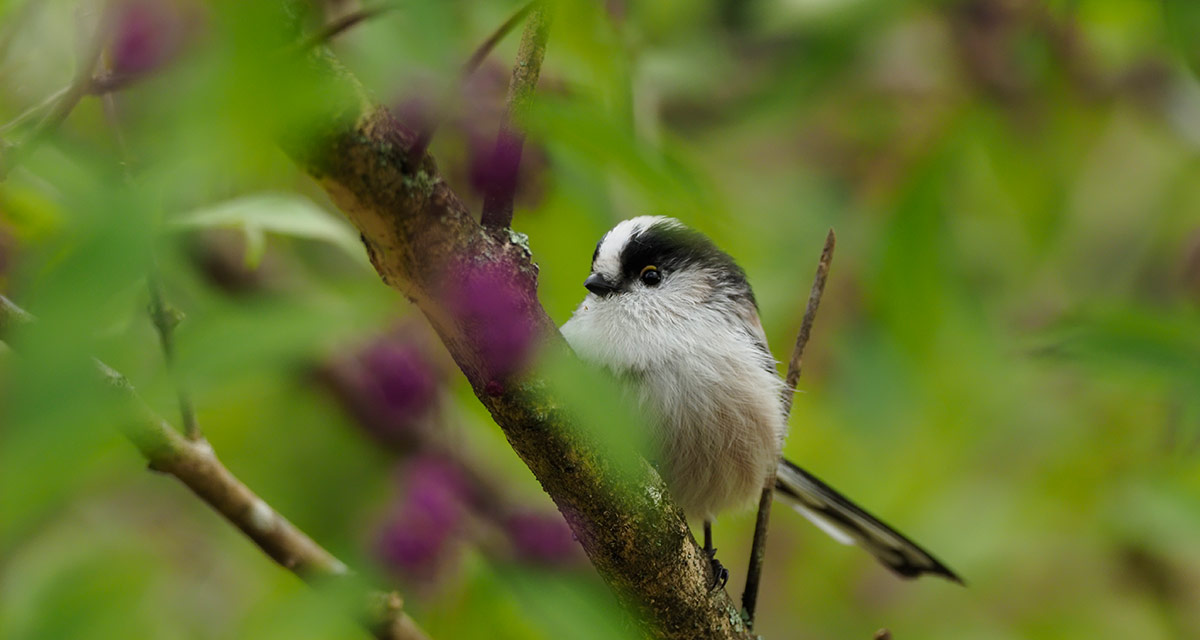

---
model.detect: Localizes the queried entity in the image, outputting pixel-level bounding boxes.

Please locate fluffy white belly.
[635,354,784,520]
[561,292,788,521]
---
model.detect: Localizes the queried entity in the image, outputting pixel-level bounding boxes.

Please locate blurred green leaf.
[170,193,369,269]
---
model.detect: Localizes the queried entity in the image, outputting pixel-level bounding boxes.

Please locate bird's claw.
[706,547,729,590]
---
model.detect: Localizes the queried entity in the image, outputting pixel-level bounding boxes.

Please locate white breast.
[561,271,787,520]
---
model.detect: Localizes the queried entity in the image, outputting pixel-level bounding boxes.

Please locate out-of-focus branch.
[281,46,754,640]
[0,20,104,180]
[147,261,200,442]
[741,229,835,628]
[293,4,399,54]
[0,294,430,640]
[478,3,550,228]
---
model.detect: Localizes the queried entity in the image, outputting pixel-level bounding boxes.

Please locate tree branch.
[478,3,551,228]
[740,229,836,628]
[281,50,755,640]
[0,294,430,640]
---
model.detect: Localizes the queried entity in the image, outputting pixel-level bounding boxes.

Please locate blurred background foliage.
[1,0,1199,638]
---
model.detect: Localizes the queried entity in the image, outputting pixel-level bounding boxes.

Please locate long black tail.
[775,458,963,584]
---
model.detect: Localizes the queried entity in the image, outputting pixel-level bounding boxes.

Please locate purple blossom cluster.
[374,450,584,584]
[443,260,541,383]
[315,330,445,450]
[109,0,199,78]
[375,455,469,580]
[317,328,580,585]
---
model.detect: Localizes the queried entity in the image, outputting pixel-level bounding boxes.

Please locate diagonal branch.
[0,295,429,640]
[281,48,754,640]
[740,229,836,628]
[0,18,104,180]
[478,3,551,228]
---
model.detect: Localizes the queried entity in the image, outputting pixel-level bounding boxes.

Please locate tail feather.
[775,458,963,584]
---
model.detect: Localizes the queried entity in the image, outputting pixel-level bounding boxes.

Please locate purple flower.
[109,0,194,77]
[504,510,583,566]
[314,331,443,448]
[444,261,540,381]
[376,456,469,580]
[362,340,440,422]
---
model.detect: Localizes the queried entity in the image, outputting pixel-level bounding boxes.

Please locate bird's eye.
[640,265,661,286]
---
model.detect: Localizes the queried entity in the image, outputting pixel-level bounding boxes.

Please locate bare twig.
[406,0,536,169]
[461,2,537,81]
[478,3,551,228]
[741,228,836,628]
[147,273,201,440]
[0,87,71,136]
[100,72,199,441]
[0,72,142,141]
[782,229,837,415]
[293,4,398,54]
[0,295,430,640]
[740,483,774,627]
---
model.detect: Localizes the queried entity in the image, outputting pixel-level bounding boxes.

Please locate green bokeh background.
[2,0,1200,638]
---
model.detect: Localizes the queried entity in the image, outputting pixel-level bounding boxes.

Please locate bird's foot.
[706,547,729,590]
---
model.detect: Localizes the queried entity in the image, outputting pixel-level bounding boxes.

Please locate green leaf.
[170,193,368,269]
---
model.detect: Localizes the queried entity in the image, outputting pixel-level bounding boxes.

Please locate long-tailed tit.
[561,216,961,586]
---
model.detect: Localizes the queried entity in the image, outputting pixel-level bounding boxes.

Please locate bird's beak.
[584,273,617,298]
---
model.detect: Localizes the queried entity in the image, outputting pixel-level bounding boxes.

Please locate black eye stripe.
[615,220,756,304]
[618,222,723,279]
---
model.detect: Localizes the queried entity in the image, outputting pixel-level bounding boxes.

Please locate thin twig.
[479,3,551,228]
[741,228,836,628]
[293,4,398,54]
[0,294,430,640]
[782,228,836,415]
[406,0,536,169]
[0,19,104,180]
[147,273,201,439]
[100,72,199,441]
[0,73,142,141]
[0,87,71,136]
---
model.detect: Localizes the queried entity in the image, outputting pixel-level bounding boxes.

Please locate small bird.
[561,216,961,586]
